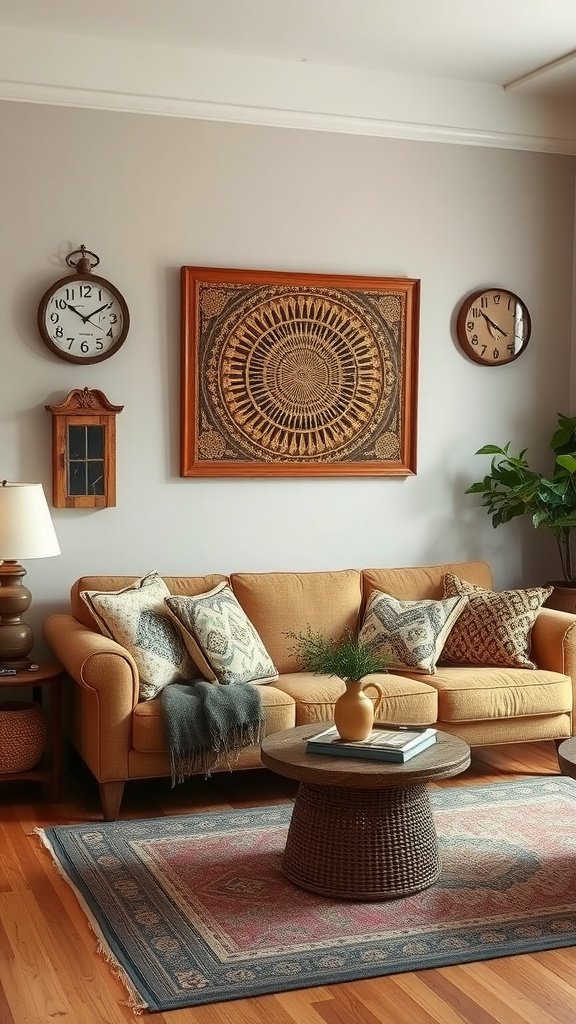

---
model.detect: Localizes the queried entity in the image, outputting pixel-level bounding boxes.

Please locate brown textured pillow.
[440,573,552,669]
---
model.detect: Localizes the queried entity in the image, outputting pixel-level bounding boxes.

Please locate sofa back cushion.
[230,570,362,674]
[71,574,228,630]
[361,561,492,606]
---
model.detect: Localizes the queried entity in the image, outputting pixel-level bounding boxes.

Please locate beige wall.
[0,100,574,655]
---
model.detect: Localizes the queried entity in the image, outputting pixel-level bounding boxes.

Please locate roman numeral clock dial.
[456,287,531,366]
[37,245,130,364]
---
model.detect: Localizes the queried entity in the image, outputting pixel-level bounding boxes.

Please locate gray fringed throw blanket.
[161,679,265,785]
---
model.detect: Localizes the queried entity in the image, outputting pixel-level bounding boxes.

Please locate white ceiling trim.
[1,80,576,156]
[0,22,575,155]
[505,49,576,90]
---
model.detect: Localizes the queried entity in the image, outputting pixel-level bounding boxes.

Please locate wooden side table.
[0,662,63,801]
[557,737,576,780]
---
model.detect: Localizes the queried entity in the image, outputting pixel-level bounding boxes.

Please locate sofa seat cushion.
[399,665,572,723]
[272,672,438,726]
[132,684,296,754]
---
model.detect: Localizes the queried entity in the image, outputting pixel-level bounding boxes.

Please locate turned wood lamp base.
[0,561,33,669]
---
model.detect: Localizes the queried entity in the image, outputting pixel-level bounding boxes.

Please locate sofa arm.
[43,613,139,781]
[531,608,576,730]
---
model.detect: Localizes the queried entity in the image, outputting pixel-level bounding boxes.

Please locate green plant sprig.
[286,627,391,683]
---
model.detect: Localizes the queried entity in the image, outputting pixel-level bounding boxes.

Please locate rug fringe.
[34,827,148,1015]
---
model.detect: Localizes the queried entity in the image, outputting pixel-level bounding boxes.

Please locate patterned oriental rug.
[39,778,576,1014]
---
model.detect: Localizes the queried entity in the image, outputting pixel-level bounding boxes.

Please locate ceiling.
[0,0,575,150]
[1,0,575,93]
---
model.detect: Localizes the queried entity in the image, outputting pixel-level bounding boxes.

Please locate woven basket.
[0,701,48,774]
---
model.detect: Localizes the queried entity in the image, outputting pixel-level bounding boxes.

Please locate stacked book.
[306,725,437,763]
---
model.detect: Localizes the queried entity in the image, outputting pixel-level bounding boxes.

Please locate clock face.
[38,273,129,363]
[456,288,531,366]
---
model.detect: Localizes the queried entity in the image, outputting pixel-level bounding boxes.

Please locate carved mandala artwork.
[181,270,419,477]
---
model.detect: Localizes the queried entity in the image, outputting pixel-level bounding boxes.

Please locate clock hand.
[84,301,112,320]
[66,303,87,321]
[67,302,111,330]
[480,311,508,338]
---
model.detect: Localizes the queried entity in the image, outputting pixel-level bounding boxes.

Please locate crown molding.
[505,49,576,91]
[0,21,574,155]
[1,80,576,155]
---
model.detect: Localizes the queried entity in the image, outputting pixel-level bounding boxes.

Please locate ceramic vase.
[334,679,385,741]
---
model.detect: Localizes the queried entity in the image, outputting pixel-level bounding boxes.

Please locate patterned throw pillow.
[441,573,553,669]
[358,589,468,674]
[165,583,279,685]
[80,571,194,700]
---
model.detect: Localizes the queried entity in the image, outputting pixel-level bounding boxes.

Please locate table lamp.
[0,482,61,669]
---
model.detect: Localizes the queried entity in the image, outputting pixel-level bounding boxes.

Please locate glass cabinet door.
[68,425,105,496]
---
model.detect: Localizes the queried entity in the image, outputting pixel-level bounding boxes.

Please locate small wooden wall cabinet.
[45,388,123,508]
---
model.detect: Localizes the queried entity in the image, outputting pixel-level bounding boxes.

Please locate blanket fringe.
[170,720,264,786]
[34,827,148,1014]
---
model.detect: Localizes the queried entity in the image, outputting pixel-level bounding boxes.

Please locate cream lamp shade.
[0,483,60,559]
[0,482,60,668]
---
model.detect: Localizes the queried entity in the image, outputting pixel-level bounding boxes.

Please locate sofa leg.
[99,781,125,821]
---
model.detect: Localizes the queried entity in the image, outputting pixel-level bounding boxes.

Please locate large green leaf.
[556,454,576,474]
[490,466,522,486]
[475,444,506,456]
[539,479,570,496]
[500,503,527,522]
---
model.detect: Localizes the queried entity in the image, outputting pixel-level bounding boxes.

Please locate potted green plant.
[287,628,391,741]
[466,412,576,611]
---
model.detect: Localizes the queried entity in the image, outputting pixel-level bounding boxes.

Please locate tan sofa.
[43,560,576,820]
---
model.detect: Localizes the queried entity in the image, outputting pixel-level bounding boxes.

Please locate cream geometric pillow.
[164,582,278,685]
[359,589,468,674]
[80,571,195,700]
[441,573,552,669]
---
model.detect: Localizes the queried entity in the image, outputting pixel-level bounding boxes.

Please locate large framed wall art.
[180,266,420,478]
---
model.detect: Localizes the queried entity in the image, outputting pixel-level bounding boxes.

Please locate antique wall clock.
[456,287,531,366]
[37,245,130,364]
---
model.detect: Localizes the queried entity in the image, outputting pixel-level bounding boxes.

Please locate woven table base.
[283,782,441,900]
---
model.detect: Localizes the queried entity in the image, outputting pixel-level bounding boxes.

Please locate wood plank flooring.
[0,742,574,1024]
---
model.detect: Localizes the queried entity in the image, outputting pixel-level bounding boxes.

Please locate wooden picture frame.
[180,267,419,477]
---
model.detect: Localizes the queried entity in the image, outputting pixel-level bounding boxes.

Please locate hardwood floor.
[0,741,574,1024]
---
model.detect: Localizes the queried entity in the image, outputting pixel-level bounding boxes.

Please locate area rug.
[38,778,576,1013]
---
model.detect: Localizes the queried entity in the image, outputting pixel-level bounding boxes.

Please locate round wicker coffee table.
[261,724,470,901]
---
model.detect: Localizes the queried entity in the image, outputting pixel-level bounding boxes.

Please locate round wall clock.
[456,287,531,366]
[37,245,130,364]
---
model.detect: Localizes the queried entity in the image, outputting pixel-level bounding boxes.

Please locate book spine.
[306,743,405,762]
